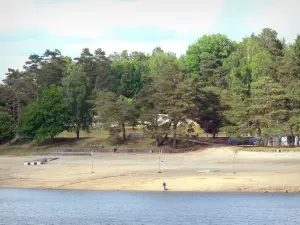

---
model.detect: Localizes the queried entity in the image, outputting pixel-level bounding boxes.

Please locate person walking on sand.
[163,182,167,191]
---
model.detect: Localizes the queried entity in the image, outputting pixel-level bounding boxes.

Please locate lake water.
[0,189,299,225]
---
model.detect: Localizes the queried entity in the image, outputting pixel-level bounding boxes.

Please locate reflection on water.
[0,189,300,225]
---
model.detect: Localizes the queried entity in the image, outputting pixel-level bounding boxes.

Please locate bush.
[107,127,124,145]
[21,88,71,141]
[0,112,15,143]
[107,134,124,145]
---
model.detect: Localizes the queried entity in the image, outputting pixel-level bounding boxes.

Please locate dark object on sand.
[24,157,59,165]
[163,182,167,191]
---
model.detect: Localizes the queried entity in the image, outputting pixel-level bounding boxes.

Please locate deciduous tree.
[95,91,139,141]
[60,66,93,139]
[22,88,70,142]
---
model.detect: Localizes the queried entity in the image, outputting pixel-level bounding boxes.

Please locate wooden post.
[233,150,237,174]
[158,150,162,173]
[91,150,94,173]
[233,153,235,172]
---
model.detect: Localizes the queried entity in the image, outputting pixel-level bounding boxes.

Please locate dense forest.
[1,28,300,148]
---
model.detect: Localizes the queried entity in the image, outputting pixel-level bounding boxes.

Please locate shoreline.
[2,186,300,193]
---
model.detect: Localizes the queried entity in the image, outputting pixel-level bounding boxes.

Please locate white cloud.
[0,0,37,32]
[244,0,300,43]
[0,0,224,38]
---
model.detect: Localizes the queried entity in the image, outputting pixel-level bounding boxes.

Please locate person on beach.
[163,182,167,191]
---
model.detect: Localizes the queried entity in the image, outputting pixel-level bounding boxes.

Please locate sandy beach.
[1,147,300,192]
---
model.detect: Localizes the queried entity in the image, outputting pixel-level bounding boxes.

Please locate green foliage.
[249,76,289,133]
[2,69,35,127]
[0,112,15,142]
[139,67,213,148]
[2,27,300,148]
[74,48,114,92]
[193,87,226,137]
[23,49,71,99]
[39,49,70,88]
[136,79,169,146]
[147,52,180,76]
[95,91,139,141]
[106,127,124,145]
[21,88,70,142]
[258,28,283,56]
[186,34,234,75]
[60,66,93,139]
[115,60,143,98]
[110,51,149,97]
[293,35,300,60]
[249,50,274,80]
[199,55,220,87]
[221,31,299,137]
[277,47,300,86]
[152,47,165,55]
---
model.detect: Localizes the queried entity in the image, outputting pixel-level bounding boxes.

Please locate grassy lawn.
[0,124,219,156]
[0,127,157,156]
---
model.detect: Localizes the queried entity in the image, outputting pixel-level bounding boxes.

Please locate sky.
[0,0,300,81]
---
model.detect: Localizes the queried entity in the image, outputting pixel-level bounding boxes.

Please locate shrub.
[0,112,15,143]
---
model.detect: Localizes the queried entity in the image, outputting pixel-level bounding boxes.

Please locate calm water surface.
[0,189,300,225]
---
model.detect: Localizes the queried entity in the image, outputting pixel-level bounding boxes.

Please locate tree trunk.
[212,130,216,139]
[122,122,126,141]
[15,96,20,138]
[35,73,39,100]
[156,136,160,147]
[290,130,295,146]
[12,96,18,138]
[254,120,261,137]
[295,135,299,147]
[17,97,20,124]
[12,96,16,122]
[173,123,177,149]
[158,122,172,146]
[158,133,168,146]
[76,127,80,139]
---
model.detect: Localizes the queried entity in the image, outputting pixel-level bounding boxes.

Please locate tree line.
[1,28,300,147]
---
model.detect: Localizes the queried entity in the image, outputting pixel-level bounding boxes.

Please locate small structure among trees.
[256,134,299,147]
